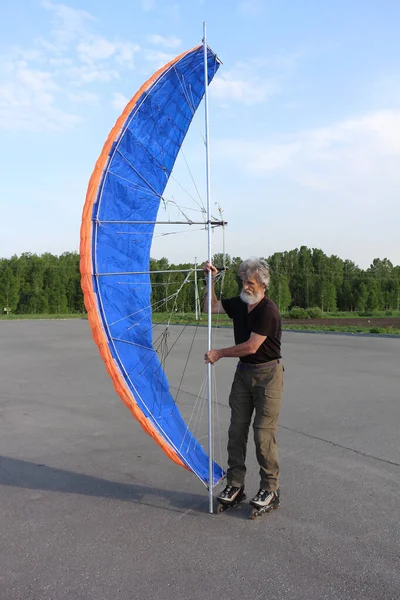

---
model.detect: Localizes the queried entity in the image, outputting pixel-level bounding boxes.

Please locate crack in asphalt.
[278,424,400,468]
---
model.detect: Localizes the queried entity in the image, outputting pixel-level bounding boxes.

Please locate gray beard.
[240,289,264,305]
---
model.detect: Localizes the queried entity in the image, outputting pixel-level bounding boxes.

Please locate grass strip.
[1,312,399,336]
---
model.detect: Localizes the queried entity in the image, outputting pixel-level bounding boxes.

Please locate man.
[203,258,283,511]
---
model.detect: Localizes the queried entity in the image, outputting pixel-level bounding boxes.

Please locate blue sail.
[81,45,224,487]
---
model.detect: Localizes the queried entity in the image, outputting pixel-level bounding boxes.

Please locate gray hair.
[238,258,271,288]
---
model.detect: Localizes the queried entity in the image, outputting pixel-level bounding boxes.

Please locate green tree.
[290,246,314,308]
[339,280,354,311]
[269,272,291,312]
[367,278,381,311]
[43,265,68,313]
[59,252,82,313]
[17,253,48,313]
[2,248,399,318]
[338,260,361,311]
[355,282,369,312]
[0,264,19,313]
[322,280,337,312]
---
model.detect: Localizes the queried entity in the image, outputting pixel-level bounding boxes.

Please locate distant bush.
[288,306,309,319]
[385,310,393,316]
[306,307,324,319]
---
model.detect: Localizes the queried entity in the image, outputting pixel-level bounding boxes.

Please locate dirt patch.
[282,317,400,328]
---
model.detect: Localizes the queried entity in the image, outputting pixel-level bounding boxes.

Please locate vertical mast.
[194,257,199,321]
[203,22,214,514]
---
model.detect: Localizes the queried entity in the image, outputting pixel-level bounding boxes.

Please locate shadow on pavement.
[0,456,212,515]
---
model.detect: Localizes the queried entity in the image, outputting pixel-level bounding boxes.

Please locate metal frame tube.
[94,220,226,226]
[203,22,214,514]
[95,268,225,276]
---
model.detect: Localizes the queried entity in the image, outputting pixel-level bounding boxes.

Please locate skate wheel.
[250,510,259,520]
[216,503,224,514]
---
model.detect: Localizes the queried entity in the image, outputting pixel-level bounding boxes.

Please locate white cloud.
[209,110,400,268]
[209,51,301,107]
[68,91,98,104]
[0,63,81,131]
[0,2,142,131]
[112,92,129,112]
[143,49,176,69]
[75,37,140,67]
[76,38,140,67]
[140,0,156,11]
[41,0,94,44]
[0,71,81,132]
[211,70,278,105]
[17,66,59,95]
[352,111,400,153]
[36,38,62,55]
[214,110,400,207]
[0,105,81,132]
[66,65,119,84]
[48,56,74,67]
[115,42,141,66]
[147,34,181,49]
[77,37,116,63]
[11,47,44,62]
[292,176,330,191]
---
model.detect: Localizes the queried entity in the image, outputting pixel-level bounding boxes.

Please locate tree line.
[0,247,399,315]
[0,253,83,315]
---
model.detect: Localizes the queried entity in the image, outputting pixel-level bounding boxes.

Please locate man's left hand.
[204,349,221,364]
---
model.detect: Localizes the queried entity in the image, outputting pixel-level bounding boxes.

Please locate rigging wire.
[116,227,207,238]
[180,375,207,453]
[170,321,201,411]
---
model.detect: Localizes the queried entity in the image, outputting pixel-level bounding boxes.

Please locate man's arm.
[205,332,267,364]
[202,261,226,315]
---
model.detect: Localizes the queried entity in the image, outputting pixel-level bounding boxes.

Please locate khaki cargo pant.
[227,360,283,491]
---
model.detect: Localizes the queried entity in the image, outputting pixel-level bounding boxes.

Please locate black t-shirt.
[221,296,282,364]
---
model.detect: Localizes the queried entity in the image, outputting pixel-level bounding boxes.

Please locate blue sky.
[1,0,399,268]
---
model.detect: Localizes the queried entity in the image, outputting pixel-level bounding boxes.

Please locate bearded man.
[203,258,283,512]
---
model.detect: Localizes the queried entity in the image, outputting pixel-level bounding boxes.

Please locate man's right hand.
[202,261,226,316]
[203,261,218,280]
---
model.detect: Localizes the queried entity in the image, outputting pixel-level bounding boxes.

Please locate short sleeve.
[221,297,236,319]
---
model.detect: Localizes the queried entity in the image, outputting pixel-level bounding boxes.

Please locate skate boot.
[216,484,246,514]
[249,489,280,519]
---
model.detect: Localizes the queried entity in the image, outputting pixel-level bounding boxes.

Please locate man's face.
[240,275,265,305]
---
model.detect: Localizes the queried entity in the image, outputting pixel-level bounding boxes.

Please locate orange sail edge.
[79,48,204,475]
[80,268,188,472]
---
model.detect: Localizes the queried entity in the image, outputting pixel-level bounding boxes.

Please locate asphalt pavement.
[1,320,399,600]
